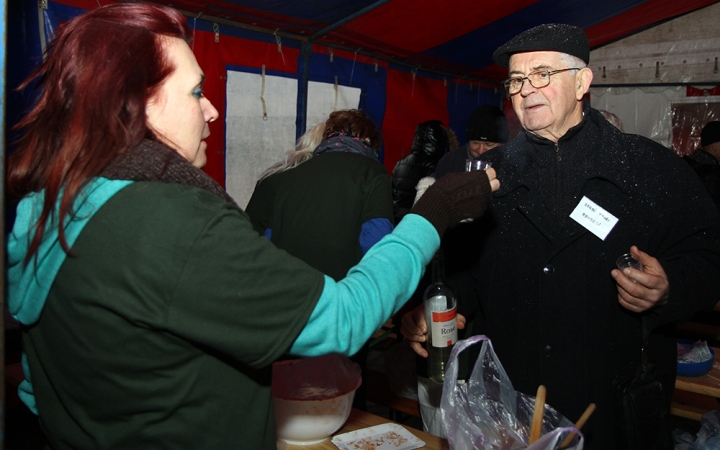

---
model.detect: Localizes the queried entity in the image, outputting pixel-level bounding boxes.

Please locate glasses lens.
[505,78,521,94]
[528,71,551,88]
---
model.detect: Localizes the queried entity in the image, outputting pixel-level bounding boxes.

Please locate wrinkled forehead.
[508,51,565,74]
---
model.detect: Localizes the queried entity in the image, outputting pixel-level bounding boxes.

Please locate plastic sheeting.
[591,86,720,156]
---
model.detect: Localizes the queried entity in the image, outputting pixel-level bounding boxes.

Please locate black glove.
[410,171,492,238]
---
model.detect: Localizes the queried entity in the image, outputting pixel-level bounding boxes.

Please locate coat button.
[543,265,555,274]
[544,345,553,355]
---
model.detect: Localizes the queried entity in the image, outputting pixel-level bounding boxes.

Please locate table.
[672,346,720,420]
[281,408,449,450]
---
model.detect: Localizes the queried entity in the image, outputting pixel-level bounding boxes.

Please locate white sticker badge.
[569,196,618,240]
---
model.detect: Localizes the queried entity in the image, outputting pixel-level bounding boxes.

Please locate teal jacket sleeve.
[290,214,438,356]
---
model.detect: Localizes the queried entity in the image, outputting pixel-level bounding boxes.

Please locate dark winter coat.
[446,105,720,449]
[391,120,449,224]
[684,148,720,210]
[434,143,473,176]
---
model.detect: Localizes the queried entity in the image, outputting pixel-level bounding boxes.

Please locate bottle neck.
[431,250,445,284]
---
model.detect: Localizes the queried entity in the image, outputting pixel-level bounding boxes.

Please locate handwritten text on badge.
[569,196,618,240]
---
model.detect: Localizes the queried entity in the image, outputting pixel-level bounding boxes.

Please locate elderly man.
[402,24,720,449]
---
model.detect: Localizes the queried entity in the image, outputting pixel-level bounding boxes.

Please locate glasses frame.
[503,68,581,95]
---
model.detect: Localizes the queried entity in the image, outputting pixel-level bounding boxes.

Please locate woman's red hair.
[7,3,192,263]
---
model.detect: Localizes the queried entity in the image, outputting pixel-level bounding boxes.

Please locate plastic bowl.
[273,388,357,445]
[677,338,715,377]
[272,356,361,445]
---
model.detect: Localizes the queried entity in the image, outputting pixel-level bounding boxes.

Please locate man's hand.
[611,245,669,312]
[400,304,466,357]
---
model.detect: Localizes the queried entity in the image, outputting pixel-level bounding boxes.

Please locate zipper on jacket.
[555,142,561,162]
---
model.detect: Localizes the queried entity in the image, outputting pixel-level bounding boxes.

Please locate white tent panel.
[225,70,298,209]
[306,81,361,131]
[225,70,361,208]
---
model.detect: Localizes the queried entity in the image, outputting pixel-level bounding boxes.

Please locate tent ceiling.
[150,0,718,84]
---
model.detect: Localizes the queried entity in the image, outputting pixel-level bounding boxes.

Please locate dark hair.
[323,109,382,151]
[702,121,720,147]
[7,3,191,263]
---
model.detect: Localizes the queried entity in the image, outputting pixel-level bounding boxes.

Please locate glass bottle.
[423,250,458,383]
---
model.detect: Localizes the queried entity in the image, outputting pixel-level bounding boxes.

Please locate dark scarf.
[100,139,238,207]
[312,133,378,160]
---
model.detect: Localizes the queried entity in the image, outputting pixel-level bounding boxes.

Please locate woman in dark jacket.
[391,120,450,224]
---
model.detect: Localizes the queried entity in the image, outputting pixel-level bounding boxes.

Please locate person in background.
[599,109,624,132]
[246,109,392,280]
[684,120,720,209]
[391,120,450,224]
[444,126,460,150]
[405,105,508,437]
[402,23,720,449]
[256,121,326,183]
[434,104,509,175]
[245,109,393,410]
[6,4,500,449]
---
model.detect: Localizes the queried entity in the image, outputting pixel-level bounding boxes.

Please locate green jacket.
[9,180,437,449]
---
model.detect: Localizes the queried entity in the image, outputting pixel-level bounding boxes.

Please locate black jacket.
[391,120,449,224]
[684,148,720,210]
[434,143,472,176]
[442,105,720,449]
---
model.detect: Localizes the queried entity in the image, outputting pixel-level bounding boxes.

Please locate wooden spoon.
[558,403,596,450]
[529,385,546,444]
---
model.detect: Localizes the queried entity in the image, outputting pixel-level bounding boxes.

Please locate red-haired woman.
[6,3,499,449]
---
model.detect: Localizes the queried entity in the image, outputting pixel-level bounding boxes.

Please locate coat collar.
[486,102,633,199]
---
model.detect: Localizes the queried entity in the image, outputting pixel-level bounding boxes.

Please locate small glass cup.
[465,159,492,171]
[616,253,642,282]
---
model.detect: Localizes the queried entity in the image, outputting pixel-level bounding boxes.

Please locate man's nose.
[520,77,537,95]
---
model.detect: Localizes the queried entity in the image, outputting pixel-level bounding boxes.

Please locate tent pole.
[309,0,392,40]
[1,0,7,446]
[175,8,490,84]
[296,41,312,140]
[592,82,719,88]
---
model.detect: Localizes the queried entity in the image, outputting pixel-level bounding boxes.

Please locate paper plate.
[331,423,425,450]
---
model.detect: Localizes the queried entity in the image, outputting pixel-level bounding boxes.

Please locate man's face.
[508,51,590,142]
[705,142,720,160]
[468,140,501,158]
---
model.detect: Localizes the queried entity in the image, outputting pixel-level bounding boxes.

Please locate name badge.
[569,196,618,240]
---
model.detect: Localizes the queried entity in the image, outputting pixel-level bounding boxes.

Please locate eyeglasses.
[503,68,581,95]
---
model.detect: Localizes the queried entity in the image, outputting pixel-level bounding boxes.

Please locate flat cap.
[493,23,590,67]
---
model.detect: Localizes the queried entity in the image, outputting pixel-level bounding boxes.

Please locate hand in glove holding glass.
[409,168,499,238]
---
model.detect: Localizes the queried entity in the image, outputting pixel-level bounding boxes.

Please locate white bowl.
[272,355,361,445]
[274,388,357,445]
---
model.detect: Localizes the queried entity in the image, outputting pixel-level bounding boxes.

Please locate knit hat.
[466,105,509,143]
[701,121,720,147]
[493,23,590,68]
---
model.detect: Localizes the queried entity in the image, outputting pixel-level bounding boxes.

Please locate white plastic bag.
[674,410,720,450]
[440,335,584,450]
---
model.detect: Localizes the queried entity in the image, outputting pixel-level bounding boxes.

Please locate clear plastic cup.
[616,253,642,282]
[465,159,492,171]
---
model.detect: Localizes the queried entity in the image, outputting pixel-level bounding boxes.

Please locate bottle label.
[431,307,457,348]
